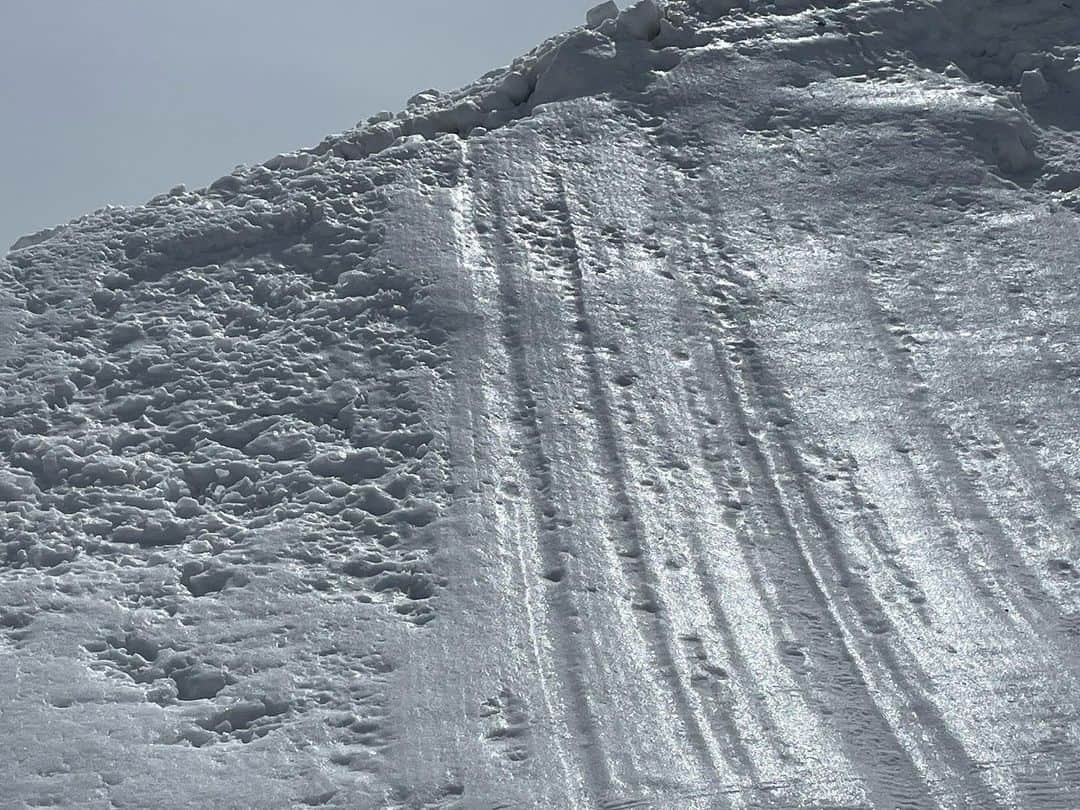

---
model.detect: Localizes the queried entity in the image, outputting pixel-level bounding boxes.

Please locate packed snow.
[3,0,1080,807]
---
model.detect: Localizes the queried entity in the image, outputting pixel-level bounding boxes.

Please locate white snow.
[4,0,1080,807]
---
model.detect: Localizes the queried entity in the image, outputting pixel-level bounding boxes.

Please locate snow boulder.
[1020,68,1049,105]
[530,29,619,108]
[244,431,314,461]
[617,0,662,41]
[0,470,39,501]
[9,224,66,252]
[308,448,391,483]
[587,1,620,28]
[495,71,532,106]
[984,116,1040,174]
[410,100,484,139]
[335,121,401,160]
[172,665,227,701]
[335,269,377,298]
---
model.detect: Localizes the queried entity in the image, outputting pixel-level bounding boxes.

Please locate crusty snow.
[3,0,1080,807]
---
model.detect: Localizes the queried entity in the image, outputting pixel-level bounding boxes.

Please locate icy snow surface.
[4,0,1080,807]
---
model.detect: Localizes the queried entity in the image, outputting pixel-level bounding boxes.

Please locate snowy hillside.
[3,0,1080,807]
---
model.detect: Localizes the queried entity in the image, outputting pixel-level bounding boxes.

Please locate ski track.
[462,140,610,804]
[693,211,1052,804]
[863,252,1080,644]
[442,150,590,807]
[552,167,729,788]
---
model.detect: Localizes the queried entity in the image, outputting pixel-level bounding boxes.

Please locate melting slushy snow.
[3,0,1080,807]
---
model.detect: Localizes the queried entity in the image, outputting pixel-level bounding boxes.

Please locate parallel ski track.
[654,161,993,804]
[858,252,1080,662]
[546,166,726,785]
[462,141,612,801]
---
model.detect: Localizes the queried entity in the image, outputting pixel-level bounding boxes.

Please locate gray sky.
[0,1,591,251]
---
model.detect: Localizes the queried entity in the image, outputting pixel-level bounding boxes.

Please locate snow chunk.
[991,124,1039,173]
[244,431,314,461]
[408,89,446,108]
[309,448,391,483]
[496,71,532,106]
[174,496,202,519]
[263,152,315,172]
[335,269,375,297]
[618,0,662,41]
[9,224,66,253]
[0,470,38,501]
[172,665,227,701]
[587,1,619,28]
[1020,69,1049,105]
[531,30,618,107]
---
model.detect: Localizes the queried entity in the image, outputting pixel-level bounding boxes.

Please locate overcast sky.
[0,1,591,251]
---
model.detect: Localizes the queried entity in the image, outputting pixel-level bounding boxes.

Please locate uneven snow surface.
[4,1,1080,807]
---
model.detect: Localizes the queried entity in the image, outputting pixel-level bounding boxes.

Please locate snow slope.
[4,0,1080,807]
